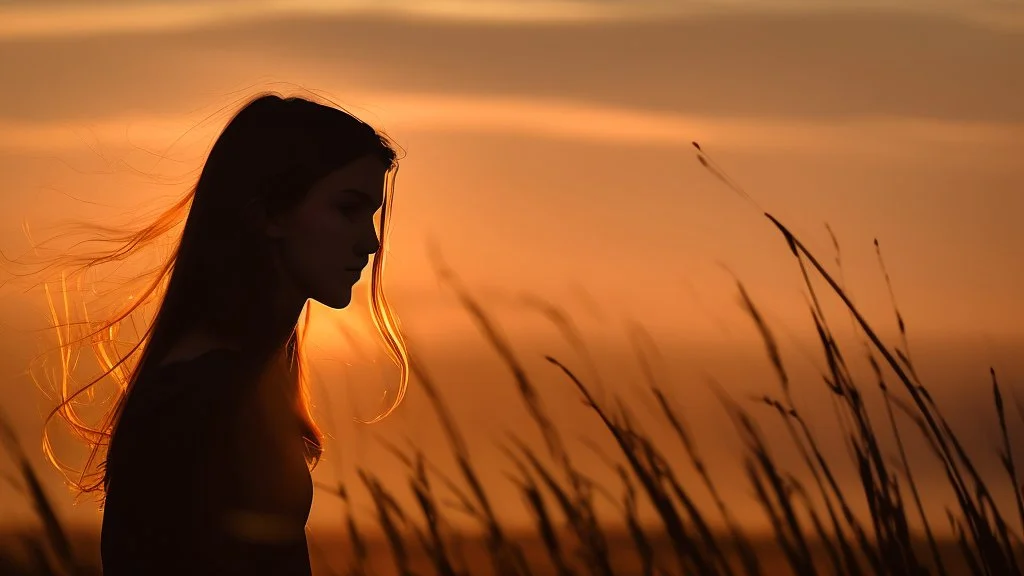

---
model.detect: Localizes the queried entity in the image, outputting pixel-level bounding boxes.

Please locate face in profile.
[265,154,387,310]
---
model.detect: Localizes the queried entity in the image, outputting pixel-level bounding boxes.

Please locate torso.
[155,332,314,526]
[103,345,314,570]
[228,350,314,533]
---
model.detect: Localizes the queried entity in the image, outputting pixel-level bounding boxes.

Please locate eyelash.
[336,199,381,214]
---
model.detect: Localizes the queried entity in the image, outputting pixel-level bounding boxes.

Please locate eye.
[335,196,362,211]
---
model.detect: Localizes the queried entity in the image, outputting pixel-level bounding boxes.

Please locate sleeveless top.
[100,348,314,576]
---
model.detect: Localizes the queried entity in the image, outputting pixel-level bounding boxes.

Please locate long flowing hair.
[6,91,409,504]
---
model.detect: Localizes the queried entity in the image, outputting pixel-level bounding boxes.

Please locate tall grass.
[2,145,1022,575]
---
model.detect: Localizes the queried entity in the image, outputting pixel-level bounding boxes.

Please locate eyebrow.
[336,188,371,198]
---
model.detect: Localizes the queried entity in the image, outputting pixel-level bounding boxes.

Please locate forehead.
[312,155,388,194]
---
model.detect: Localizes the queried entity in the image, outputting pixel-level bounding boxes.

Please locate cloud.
[0,1,769,40]
[0,0,1018,41]
[1,10,1022,123]
[1,91,1019,155]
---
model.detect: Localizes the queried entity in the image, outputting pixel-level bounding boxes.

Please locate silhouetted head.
[155,94,400,357]
[32,92,409,500]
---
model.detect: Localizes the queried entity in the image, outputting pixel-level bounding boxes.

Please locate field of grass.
[2,145,1022,575]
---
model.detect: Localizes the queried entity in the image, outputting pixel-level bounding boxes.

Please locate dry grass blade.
[873,239,920,384]
[359,469,418,576]
[616,465,656,576]
[410,358,529,576]
[408,452,462,576]
[757,395,865,576]
[545,355,703,575]
[992,368,1024,539]
[879,384,948,576]
[504,435,613,576]
[0,409,77,576]
[519,293,607,403]
[429,245,567,468]
[735,281,789,394]
[651,386,764,576]
[504,451,578,576]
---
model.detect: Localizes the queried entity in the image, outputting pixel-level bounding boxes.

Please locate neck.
[206,241,309,358]
[205,287,306,359]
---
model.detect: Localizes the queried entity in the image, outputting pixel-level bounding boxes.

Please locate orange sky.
[1,0,1023,542]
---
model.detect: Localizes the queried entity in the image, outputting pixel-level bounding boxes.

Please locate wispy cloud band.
[0,0,1018,40]
[1,92,1019,156]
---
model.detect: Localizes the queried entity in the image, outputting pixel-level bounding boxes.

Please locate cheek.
[281,218,356,286]
[298,212,357,250]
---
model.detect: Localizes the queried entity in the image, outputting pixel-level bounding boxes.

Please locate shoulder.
[136,349,257,408]
[117,348,264,445]
[105,350,255,486]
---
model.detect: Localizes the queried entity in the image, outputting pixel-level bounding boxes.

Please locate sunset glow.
[0,2,1022,573]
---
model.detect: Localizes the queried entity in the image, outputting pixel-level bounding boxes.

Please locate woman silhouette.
[29,93,407,575]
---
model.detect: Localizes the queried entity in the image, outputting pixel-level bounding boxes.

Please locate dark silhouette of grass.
[0,408,89,576]
[2,146,1023,575]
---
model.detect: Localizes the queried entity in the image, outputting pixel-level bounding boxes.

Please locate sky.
[0,0,1023,549]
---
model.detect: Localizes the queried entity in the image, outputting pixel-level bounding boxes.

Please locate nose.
[354,217,380,256]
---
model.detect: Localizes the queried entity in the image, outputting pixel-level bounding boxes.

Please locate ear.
[242,197,287,238]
